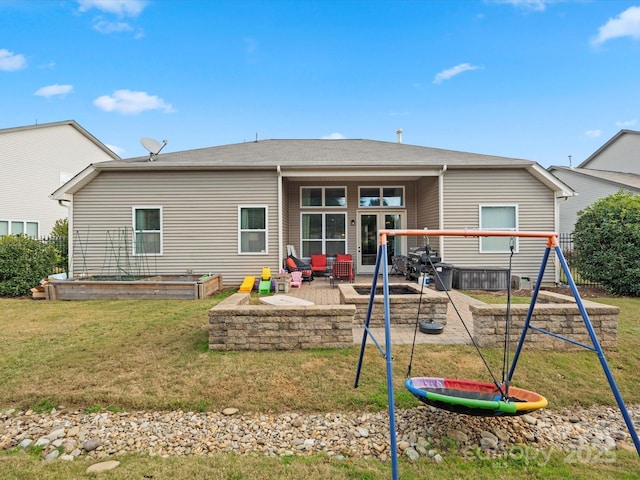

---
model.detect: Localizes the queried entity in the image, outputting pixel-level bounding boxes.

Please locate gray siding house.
[52,139,573,286]
[549,130,640,234]
[1,120,119,237]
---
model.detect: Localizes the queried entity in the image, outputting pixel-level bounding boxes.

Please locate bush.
[573,191,640,296]
[0,235,57,297]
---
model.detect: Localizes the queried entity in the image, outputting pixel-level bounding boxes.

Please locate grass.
[2,450,639,479]
[1,289,640,478]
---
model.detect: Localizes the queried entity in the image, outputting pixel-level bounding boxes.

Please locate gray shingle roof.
[550,166,640,190]
[100,139,534,169]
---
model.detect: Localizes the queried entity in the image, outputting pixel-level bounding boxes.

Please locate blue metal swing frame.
[354,229,640,480]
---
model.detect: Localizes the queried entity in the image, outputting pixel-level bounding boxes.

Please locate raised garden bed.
[45,274,223,300]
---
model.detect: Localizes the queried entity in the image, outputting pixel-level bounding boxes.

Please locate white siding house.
[0,120,119,237]
[53,139,574,286]
[548,130,640,234]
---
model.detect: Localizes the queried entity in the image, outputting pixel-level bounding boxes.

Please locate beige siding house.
[53,139,573,286]
[0,120,119,237]
[548,130,640,234]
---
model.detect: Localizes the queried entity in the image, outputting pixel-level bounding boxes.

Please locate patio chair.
[390,255,409,276]
[311,254,328,277]
[284,255,314,281]
[331,260,355,287]
[290,271,303,288]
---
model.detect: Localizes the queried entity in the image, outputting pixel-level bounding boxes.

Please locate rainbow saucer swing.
[354,229,639,480]
[403,237,547,417]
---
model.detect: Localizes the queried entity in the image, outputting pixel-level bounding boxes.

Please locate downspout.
[277,165,283,271]
[438,165,447,259]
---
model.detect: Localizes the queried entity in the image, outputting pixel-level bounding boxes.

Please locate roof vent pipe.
[396,128,403,144]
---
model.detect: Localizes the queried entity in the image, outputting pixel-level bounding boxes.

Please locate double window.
[300,187,346,207]
[300,187,347,257]
[239,206,268,254]
[301,213,346,257]
[359,187,404,207]
[133,207,162,255]
[0,220,39,237]
[479,205,518,253]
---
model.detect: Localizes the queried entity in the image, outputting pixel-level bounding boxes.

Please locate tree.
[50,218,68,237]
[573,190,640,296]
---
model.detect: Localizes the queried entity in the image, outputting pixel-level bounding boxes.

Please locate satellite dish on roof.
[140,137,167,161]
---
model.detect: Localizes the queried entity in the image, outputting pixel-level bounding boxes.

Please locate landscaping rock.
[86,460,120,473]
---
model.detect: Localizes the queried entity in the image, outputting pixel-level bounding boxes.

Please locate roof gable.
[578,129,640,171]
[0,120,120,160]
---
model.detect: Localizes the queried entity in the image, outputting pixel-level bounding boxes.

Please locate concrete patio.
[281,274,483,345]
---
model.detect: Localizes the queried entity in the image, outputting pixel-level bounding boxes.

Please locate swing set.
[354,229,640,480]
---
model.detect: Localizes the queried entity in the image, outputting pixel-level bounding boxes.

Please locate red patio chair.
[331,260,354,287]
[311,254,328,276]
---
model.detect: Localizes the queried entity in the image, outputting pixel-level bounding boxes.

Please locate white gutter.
[277,165,283,270]
[438,165,447,259]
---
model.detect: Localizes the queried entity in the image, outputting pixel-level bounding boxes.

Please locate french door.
[357,211,405,274]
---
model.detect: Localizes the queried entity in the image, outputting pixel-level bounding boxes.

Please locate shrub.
[0,235,57,297]
[573,191,640,296]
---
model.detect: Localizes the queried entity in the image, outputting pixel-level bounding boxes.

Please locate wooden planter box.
[45,274,223,300]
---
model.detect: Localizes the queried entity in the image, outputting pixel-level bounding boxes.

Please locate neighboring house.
[549,130,640,234]
[0,120,119,237]
[52,139,574,286]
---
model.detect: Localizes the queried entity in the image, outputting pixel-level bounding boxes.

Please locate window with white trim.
[301,212,346,257]
[239,206,268,254]
[301,187,346,207]
[359,186,404,207]
[0,220,39,237]
[479,205,518,253]
[133,207,162,255]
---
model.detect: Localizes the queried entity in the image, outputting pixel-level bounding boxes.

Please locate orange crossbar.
[379,229,558,248]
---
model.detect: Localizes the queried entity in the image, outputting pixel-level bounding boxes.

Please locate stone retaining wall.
[471,291,619,350]
[209,293,356,351]
[339,284,449,327]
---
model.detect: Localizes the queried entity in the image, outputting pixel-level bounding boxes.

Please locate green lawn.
[1,290,639,478]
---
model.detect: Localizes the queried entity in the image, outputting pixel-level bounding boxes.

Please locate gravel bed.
[1,404,638,463]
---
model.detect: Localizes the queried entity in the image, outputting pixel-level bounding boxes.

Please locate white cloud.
[487,0,551,12]
[92,18,133,34]
[105,143,124,156]
[616,119,638,128]
[77,0,147,17]
[34,84,74,98]
[591,6,640,46]
[433,63,480,84]
[0,48,26,71]
[93,89,175,115]
[321,133,345,139]
[585,129,602,138]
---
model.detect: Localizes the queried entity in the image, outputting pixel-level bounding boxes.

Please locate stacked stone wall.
[471,292,618,350]
[209,293,355,351]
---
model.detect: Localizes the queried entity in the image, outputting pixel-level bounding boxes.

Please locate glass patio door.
[357,211,405,273]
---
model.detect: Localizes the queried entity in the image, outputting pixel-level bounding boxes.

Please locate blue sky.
[1,0,639,167]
